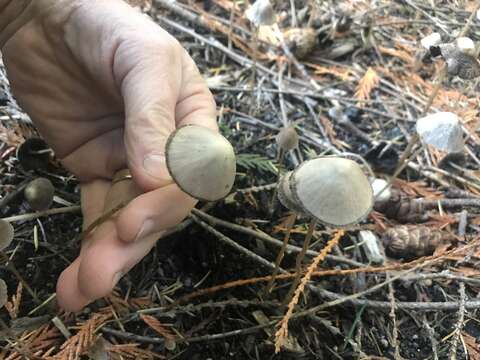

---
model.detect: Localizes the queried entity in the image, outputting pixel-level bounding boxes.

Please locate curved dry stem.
[281,218,317,307]
[264,213,296,295]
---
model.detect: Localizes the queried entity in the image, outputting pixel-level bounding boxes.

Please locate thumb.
[117,37,182,191]
[117,36,218,191]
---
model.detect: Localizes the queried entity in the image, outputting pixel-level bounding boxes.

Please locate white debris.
[359,230,384,264]
[371,178,391,203]
[416,112,464,153]
[420,32,441,49]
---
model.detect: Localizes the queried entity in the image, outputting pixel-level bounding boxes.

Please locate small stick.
[282,218,317,307]
[2,205,81,223]
[264,213,296,295]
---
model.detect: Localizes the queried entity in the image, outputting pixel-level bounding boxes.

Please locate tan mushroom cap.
[276,126,299,152]
[166,125,236,201]
[0,278,6,308]
[0,219,14,252]
[24,178,55,212]
[289,157,373,227]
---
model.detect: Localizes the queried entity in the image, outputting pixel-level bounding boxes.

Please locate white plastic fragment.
[359,230,384,264]
[245,0,276,26]
[416,112,464,153]
[371,178,391,203]
[420,32,441,49]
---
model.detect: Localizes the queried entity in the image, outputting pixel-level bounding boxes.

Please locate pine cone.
[284,28,317,59]
[382,225,450,259]
[374,189,426,223]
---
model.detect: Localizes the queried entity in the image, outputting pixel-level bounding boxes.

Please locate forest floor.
[2,0,480,359]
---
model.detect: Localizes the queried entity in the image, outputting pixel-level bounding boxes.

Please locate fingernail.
[112,271,124,287]
[135,219,155,242]
[143,153,172,182]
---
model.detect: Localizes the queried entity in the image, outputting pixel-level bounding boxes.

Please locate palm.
[1,0,217,311]
[4,6,129,180]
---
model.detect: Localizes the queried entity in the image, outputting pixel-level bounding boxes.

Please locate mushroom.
[283,28,317,59]
[281,157,373,227]
[416,112,464,153]
[430,37,480,79]
[166,125,236,201]
[0,278,7,309]
[245,0,276,26]
[24,178,55,211]
[0,219,14,251]
[276,126,299,155]
[267,156,373,298]
[277,171,303,214]
[16,138,51,171]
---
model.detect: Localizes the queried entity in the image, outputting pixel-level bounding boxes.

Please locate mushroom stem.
[282,217,317,307]
[269,149,285,215]
[82,168,141,239]
[264,212,296,295]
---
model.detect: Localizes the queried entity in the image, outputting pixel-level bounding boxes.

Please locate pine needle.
[355,67,380,103]
[5,282,23,320]
[274,230,345,353]
[140,314,177,350]
[53,312,112,360]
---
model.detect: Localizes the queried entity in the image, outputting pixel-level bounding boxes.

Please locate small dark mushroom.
[17,138,51,171]
[283,28,317,59]
[24,178,55,211]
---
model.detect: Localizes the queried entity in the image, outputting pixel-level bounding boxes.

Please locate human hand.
[1,0,217,311]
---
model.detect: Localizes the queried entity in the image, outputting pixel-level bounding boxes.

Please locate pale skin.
[1,0,217,311]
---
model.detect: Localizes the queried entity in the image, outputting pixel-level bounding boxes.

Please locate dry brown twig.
[52,311,112,360]
[5,282,23,320]
[274,229,344,353]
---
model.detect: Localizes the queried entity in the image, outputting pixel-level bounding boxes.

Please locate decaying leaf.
[463,332,480,360]
[355,67,380,105]
[140,314,176,351]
